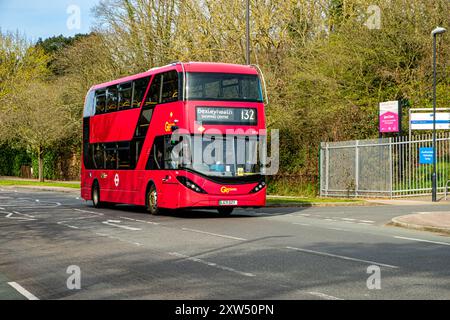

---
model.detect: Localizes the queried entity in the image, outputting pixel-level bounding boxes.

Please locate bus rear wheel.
[146,184,160,215]
[218,207,234,216]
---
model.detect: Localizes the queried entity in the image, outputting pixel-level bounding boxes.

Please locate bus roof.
[91,62,259,91]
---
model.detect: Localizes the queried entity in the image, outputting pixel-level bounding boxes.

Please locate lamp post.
[246,0,250,65]
[431,27,446,202]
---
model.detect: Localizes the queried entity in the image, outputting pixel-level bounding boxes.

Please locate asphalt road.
[0,187,449,300]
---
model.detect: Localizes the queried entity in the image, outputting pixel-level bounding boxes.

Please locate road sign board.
[419,147,434,165]
[410,112,450,130]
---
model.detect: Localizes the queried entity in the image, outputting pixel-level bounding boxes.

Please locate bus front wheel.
[92,182,103,208]
[218,207,234,216]
[146,184,160,215]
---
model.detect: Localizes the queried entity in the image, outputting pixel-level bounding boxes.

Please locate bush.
[0,145,31,176]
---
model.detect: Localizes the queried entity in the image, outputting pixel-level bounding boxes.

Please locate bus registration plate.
[219,200,238,206]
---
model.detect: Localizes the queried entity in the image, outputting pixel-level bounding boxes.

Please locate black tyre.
[92,182,103,208]
[217,207,234,216]
[146,184,160,215]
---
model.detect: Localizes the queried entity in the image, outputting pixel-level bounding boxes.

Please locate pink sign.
[379,101,399,133]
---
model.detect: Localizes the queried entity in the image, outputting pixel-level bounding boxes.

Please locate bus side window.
[132,77,150,108]
[147,136,165,170]
[118,82,132,110]
[95,89,106,114]
[106,86,118,112]
[117,142,131,169]
[93,144,105,169]
[144,74,162,106]
[161,71,179,104]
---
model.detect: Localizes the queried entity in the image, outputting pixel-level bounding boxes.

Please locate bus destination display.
[196,107,257,125]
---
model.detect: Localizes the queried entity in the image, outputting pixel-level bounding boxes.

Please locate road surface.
[0,187,449,300]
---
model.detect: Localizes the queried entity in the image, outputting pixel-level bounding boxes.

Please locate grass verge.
[0,179,80,189]
[266,195,363,205]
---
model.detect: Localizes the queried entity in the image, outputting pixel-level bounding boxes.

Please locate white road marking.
[358,222,373,226]
[8,282,39,300]
[324,218,338,222]
[102,220,142,231]
[292,222,311,226]
[94,232,142,246]
[169,252,255,277]
[360,220,375,223]
[58,216,98,222]
[394,236,450,246]
[286,246,399,269]
[74,208,104,216]
[181,228,247,241]
[308,291,343,300]
[13,211,35,218]
[3,211,36,221]
[342,218,356,221]
[0,207,4,210]
[326,227,348,231]
[57,222,79,229]
[119,216,160,225]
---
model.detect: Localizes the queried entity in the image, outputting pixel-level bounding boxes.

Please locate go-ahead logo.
[220,186,237,194]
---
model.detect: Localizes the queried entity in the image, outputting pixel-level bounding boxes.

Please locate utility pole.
[246,0,250,65]
[431,27,446,202]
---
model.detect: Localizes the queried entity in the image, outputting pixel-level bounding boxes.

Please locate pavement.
[391,212,450,235]
[0,186,450,300]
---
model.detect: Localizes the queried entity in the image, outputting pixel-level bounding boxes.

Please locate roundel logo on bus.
[114,173,120,187]
[220,186,238,194]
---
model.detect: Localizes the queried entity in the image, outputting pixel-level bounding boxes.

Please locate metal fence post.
[325,143,329,196]
[355,140,359,197]
[389,137,393,198]
[319,144,323,197]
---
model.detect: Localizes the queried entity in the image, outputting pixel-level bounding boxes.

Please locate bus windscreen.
[186,73,263,102]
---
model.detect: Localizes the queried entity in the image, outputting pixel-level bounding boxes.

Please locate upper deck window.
[186,73,263,102]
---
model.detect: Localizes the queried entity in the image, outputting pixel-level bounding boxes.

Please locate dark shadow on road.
[90,203,307,219]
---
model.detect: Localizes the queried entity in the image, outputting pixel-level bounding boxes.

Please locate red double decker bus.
[81,62,267,215]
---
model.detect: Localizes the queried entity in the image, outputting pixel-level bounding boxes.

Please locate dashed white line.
[342,218,356,221]
[308,291,343,300]
[360,220,375,223]
[394,236,450,246]
[57,222,79,229]
[286,246,399,269]
[169,252,255,277]
[102,220,142,231]
[95,232,143,247]
[74,208,104,216]
[292,222,311,227]
[181,228,247,241]
[326,227,348,231]
[8,282,39,300]
[119,216,160,225]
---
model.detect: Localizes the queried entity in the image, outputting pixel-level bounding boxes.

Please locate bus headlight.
[250,181,266,193]
[177,176,207,194]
